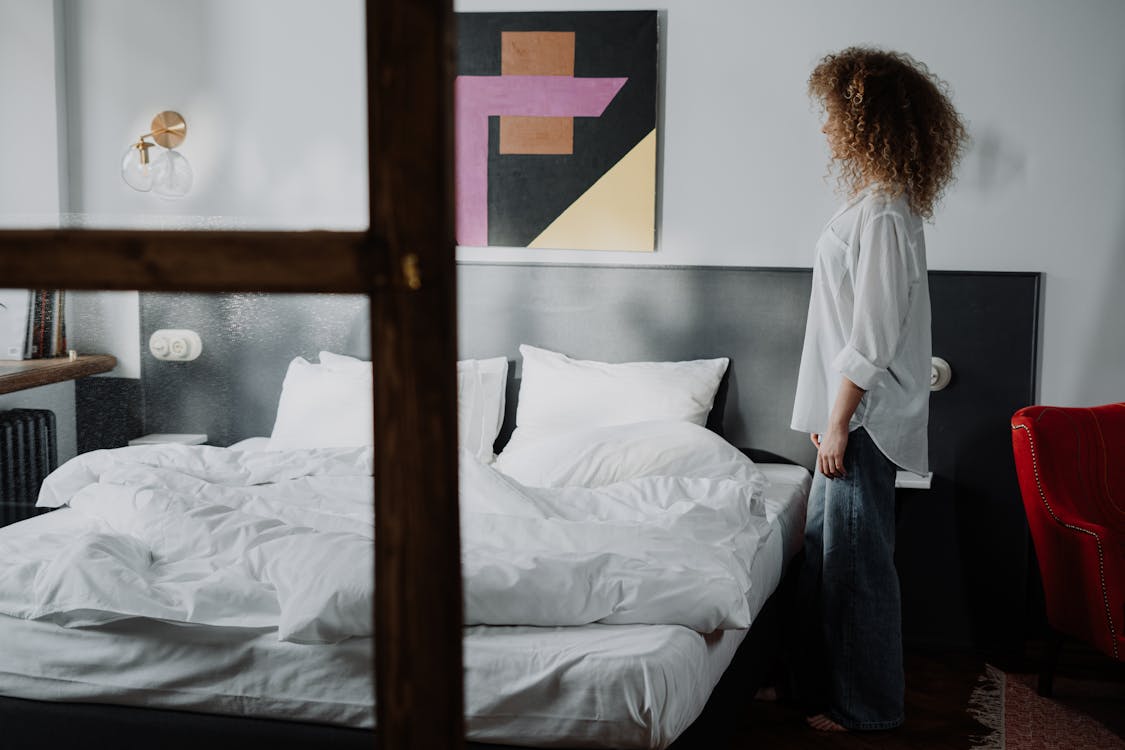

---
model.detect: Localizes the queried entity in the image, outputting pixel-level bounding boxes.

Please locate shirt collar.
[826,183,881,225]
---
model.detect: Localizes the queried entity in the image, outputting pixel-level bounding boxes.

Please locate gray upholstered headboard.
[134,264,828,463]
[456,263,815,464]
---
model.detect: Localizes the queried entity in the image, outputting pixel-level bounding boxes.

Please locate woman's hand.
[815,377,864,479]
[816,425,849,479]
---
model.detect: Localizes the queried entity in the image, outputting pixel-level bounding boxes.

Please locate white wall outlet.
[930,356,953,391]
[149,329,203,361]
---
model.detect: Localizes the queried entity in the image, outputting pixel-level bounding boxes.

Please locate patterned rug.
[969,664,1125,749]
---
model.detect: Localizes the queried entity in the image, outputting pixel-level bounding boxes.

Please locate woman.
[789,47,967,732]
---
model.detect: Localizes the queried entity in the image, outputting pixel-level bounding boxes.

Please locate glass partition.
[1,0,462,744]
[0,288,375,726]
[0,0,367,232]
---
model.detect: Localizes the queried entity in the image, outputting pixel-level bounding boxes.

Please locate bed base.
[668,565,788,749]
[0,575,791,750]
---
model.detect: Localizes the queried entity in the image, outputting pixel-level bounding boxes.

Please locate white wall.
[0,0,64,227]
[0,1,76,461]
[6,1,1122,410]
[67,291,141,378]
[455,0,1125,408]
[61,0,367,230]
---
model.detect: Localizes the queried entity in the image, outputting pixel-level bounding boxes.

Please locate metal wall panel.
[139,293,369,446]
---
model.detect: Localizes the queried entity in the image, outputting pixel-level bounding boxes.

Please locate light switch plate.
[150,329,203,361]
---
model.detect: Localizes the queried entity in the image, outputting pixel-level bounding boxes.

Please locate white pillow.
[458,357,509,462]
[318,350,369,372]
[268,355,374,450]
[495,419,766,490]
[274,352,508,459]
[512,345,728,446]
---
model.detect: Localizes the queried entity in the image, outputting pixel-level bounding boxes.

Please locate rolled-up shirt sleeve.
[831,210,912,391]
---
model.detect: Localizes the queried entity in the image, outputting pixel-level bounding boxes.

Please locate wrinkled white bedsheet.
[0,443,771,641]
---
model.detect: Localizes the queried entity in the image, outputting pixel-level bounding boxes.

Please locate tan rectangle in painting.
[500,31,575,76]
[499,116,574,155]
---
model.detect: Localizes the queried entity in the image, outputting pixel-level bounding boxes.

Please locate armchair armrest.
[1035,518,1125,660]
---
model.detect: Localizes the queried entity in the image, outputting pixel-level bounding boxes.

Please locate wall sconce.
[121,111,193,198]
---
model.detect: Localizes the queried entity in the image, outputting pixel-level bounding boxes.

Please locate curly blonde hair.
[809,47,968,219]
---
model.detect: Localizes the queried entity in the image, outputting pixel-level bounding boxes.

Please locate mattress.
[0,463,810,749]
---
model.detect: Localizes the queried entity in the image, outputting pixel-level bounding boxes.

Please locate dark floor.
[723,643,1125,749]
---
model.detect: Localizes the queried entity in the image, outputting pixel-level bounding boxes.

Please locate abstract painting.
[456,11,658,251]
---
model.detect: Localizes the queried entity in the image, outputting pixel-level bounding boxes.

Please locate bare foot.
[806,714,848,732]
[754,686,778,701]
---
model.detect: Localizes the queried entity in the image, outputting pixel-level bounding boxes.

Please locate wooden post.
[368,1,463,748]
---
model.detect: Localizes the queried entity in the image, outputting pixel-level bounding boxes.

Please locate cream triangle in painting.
[529,129,656,252]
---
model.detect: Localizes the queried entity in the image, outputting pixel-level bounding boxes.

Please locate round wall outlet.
[930,356,953,391]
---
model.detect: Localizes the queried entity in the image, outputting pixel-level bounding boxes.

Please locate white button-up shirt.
[791,185,931,474]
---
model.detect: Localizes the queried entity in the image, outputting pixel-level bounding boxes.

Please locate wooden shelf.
[0,355,117,395]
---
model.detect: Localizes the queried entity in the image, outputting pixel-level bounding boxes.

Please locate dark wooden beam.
[369,0,463,747]
[0,231,372,293]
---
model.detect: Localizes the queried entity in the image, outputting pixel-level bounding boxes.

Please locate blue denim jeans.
[792,426,904,730]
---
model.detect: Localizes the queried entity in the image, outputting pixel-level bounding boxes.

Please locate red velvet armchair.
[1011,403,1125,695]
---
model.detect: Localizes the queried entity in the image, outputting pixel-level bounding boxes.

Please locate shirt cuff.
[832,345,883,390]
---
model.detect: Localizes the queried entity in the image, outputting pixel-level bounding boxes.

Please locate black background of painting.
[456,11,657,248]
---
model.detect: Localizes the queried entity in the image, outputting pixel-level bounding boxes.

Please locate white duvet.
[0,424,771,642]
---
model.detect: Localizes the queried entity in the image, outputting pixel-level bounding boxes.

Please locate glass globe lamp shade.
[151,149,193,199]
[121,143,155,192]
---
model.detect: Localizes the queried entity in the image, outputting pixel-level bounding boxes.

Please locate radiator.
[0,409,57,526]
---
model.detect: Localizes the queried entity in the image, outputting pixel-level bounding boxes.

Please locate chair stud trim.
[1012,422,1119,660]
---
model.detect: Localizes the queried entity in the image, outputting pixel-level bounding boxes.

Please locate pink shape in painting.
[455,75,627,246]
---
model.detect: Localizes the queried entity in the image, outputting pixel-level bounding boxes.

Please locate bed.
[0,344,810,749]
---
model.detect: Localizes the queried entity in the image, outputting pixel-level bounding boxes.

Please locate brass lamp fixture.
[121,111,193,198]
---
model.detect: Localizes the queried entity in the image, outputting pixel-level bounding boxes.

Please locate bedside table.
[895,471,932,490]
[128,433,208,446]
[894,471,933,535]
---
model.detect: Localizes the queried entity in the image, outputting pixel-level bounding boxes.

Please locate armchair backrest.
[1011,403,1125,537]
